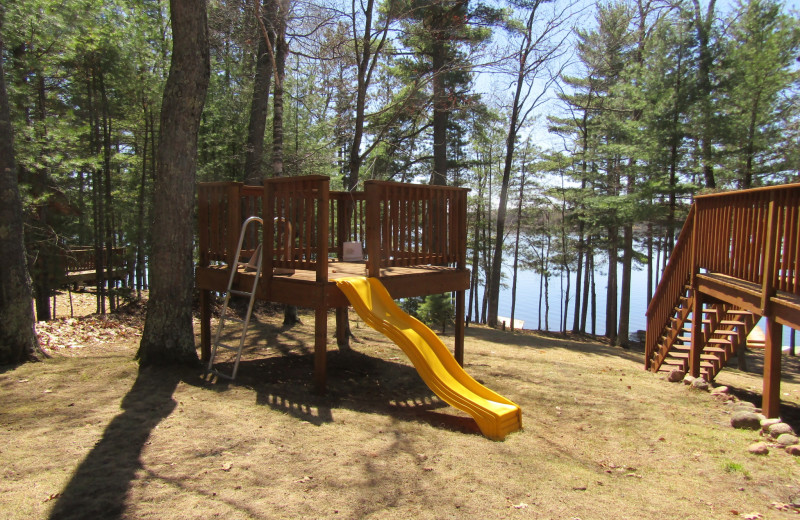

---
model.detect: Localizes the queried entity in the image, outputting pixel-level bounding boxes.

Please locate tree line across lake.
[1,0,798,365]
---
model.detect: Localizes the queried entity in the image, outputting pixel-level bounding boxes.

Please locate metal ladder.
[207,216,263,380]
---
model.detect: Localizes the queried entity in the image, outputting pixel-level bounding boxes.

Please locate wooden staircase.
[649,285,759,380]
[645,183,800,418]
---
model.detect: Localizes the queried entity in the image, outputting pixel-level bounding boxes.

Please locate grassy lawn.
[3,302,800,519]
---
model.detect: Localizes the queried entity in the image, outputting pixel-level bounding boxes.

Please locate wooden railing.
[646,183,800,368]
[330,191,367,258]
[197,182,262,266]
[364,180,468,276]
[645,206,694,369]
[60,247,128,273]
[693,185,800,306]
[263,175,329,281]
[197,177,468,279]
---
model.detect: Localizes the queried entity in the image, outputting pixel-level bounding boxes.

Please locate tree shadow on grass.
[48,365,196,520]
[207,347,478,436]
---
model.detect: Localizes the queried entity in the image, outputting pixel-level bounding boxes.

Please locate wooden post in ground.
[690,290,703,378]
[762,317,782,418]
[336,307,349,349]
[455,290,465,366]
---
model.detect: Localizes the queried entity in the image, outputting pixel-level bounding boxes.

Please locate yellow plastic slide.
[335,277,522,441]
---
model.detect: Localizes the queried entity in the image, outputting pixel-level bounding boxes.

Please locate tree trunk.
[617,222,633,346]
[0,25,42,364]
[606,225,618,343]
[244,1,273,185]
[510,164,526,331]
[430,39,447,186]
[137,0,210,366]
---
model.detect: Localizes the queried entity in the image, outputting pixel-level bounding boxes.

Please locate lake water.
[475,263,799,348]
[472,263,651,337]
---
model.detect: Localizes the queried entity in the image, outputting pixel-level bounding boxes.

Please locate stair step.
[713,330,740,336]
[669,352,722,361]
[720,320,746,326]
[703,346,728,354]
[708,338,732,345]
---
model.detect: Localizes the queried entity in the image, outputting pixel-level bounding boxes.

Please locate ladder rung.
[224,317,244,325]
[217,343,238,351]
[230,290,253,297]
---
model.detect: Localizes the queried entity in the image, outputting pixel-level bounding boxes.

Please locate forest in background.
[2,0,799,348]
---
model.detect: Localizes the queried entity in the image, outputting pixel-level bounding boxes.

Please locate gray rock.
[748,442,769,455]
[683,375,696,386]
[667,369,685,383]
[731,411,764,430]
[768,422,795,438]
[776,433,799,446]
[711,385,729,395]
[786,445,800,456]
[760,418,782,432]
[691,378,710,391]
[733,401,757,410]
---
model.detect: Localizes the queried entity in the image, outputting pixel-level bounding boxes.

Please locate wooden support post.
[336,306,349,349]
[314,304,328,394]
[200,289,211,363]
[690,290,703,378]
[762,316,782,418]
[761,192,778,314]
[455,290,465,366]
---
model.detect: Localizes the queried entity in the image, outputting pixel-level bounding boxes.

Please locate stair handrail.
[645,204,695,369]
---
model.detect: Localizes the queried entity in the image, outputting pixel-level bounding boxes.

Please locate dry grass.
[3,300,800,520]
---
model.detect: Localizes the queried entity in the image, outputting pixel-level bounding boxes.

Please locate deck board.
[196,260,469,309]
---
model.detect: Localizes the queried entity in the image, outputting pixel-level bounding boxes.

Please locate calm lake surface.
[473,263,651,337]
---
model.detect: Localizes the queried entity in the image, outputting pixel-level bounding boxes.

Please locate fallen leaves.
[36,314,143,353]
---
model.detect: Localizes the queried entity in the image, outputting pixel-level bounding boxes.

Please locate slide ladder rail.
[336,276,521,440]
[207,216,264,380]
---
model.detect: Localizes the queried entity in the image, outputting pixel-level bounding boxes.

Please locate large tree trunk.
[137,0,210,366]
[243,1,273,186]
[0,25,41,364]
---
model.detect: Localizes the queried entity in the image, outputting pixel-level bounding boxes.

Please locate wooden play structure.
[60,246,130,288]
[646,183,800,417]
[195,176,470,393]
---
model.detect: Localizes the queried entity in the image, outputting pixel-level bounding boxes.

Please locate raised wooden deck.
[196,176,469,392]
[646,184,800,417]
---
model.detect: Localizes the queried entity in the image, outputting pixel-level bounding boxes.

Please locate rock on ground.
[775,433,799,446]
[768,422,795,438]
[667,369,685,383]
[732,411,765,430]
[748,442,770,455]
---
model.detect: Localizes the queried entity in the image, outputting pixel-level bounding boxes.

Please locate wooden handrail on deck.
[197,177,468,278]
[646,183,800,371]
[364,180,468,277]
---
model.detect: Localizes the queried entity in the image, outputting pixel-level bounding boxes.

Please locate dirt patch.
[3,303,800,519]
